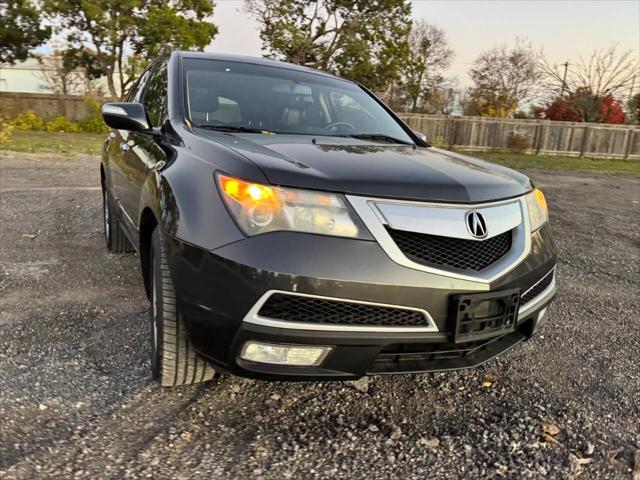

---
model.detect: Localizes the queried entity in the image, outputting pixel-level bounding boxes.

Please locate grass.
[467,151,640,176]
[1,131,639,176]
[0,131,105,156]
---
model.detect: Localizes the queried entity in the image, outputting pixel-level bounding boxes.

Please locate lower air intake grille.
[521,270,554,305]
[258,294,427,327]
[386,227,512,271]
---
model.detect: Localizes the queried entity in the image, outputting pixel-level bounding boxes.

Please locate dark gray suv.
[100,51,557,386]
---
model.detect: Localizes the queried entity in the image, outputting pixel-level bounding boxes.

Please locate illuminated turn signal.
[218,174,279,206]
[534,188,547,212]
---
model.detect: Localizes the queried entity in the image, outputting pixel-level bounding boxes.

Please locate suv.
[101,52,557,386]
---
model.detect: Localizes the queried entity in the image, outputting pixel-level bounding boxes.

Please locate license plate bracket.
[450,289,520,344]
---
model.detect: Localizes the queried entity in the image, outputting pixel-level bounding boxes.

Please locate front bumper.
[165,224,557,381]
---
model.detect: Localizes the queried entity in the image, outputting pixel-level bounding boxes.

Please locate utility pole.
[560,61,569,98]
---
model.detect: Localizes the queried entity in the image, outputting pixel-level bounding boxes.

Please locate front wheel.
[150,227,216,386]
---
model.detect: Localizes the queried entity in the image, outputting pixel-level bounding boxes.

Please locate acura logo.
[466,211,487,238]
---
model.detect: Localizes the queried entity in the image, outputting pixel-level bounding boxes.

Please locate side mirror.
[102,102,150,132]
[413,130,428,143]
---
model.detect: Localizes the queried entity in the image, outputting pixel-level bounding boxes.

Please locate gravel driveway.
[1,153,639,479]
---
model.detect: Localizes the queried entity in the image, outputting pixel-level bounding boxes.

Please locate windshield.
[182,58,413,143]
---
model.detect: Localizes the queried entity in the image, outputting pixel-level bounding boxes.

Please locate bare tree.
[399,20,455,112]
[466,39,541,117]
[540,45,639,102]
[424,77,459,115]
[36,50,84,95]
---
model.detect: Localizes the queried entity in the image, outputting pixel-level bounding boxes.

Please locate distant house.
[0,59,46,93]
[0,58,118,97]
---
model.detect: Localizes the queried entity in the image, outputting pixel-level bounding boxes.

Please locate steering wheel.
[325,121,356,134]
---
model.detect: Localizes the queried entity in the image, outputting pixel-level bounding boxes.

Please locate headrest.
[189,85,219,112]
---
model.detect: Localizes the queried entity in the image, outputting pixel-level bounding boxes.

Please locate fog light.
[240,342,333,366]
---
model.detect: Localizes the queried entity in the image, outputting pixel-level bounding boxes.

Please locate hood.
[199,132,532,203]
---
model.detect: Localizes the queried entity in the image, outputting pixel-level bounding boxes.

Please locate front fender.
[139,151,247,251]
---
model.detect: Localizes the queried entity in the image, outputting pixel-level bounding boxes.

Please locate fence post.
[535,122,547,155]
[579,126,591,158]
[447,117,457,150]
[624,129,635,160]
[492,121,499,150]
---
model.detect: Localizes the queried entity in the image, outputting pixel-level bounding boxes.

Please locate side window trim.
[141,62,168,128]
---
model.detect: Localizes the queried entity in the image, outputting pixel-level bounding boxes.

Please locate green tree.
[43,0,218,99]
[245,0,412,92]
[0,0,51,65]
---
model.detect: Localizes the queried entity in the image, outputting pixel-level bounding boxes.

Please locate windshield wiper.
[193,124,276,134]
[346,133,413,145]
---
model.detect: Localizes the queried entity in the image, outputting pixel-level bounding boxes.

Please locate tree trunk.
[106,70,118,99]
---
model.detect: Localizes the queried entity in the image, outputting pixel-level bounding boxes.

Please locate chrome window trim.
[346,195,532,284]
[518,277,556,319]
[242,290,439,333]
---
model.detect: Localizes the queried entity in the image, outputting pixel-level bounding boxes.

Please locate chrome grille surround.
[243,290,439,332]
[346,195,532,285]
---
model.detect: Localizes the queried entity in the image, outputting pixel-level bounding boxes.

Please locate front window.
[182,58,413,143]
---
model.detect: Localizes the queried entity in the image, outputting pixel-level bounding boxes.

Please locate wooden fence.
[398,114,640,160]
[0,92,111,122]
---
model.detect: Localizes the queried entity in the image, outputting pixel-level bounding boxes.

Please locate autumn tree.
[245,0,412,92]
[539,46,638,124]
[398,20,454,112]
[0,0,51,65]
[43,0,219,99]
[464,40,541,117]
[539,89,625,124]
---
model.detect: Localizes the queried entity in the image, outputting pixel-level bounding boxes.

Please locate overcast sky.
[210,0,640,87]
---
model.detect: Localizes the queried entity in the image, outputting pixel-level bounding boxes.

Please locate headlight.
[525,187,548,232]
[216,174,368,238]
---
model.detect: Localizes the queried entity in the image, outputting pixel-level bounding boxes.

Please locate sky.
[209,0,640,87]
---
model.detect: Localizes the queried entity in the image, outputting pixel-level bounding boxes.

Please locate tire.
[150,227,216,386]
[102,187,132,253]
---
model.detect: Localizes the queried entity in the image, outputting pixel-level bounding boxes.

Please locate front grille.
[521,270,554,305]
[386,227,512,271]
[257,294,427,327]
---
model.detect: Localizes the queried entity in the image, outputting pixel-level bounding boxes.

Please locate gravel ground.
[1,152,639,479]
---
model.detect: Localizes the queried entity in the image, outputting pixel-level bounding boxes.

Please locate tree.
[540,98,581,122]
[43,0,218,99]
[245,0,412,92]
[464,40,540,117]
[0,0,51,65]
[540,45,638,103]
[628,93,640,125]
[36,49,83,95]
[418,77,459,115]
[399,20,454,112]
[540,89,625,124]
